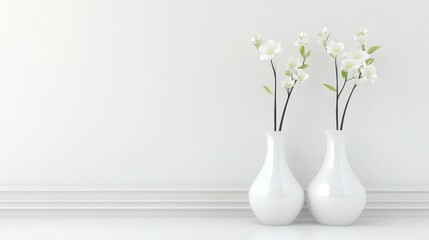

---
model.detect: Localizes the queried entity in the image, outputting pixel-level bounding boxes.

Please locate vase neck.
[264,131,287,168]
[265,131,286,147]
[324,130,348,169]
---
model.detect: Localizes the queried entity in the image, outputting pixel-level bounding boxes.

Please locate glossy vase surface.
[307,130,366,226]
[249,131,304,225]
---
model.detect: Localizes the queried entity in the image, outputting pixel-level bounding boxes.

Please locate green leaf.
[365,58,375,65]
[367,46,381,54]
[341,70,348,79]
[299,64,309,69]
[323,33,331,47]
[262,85,273,95]
[323,83,336,92]
[299,46,306,58]
[306,50,311,58]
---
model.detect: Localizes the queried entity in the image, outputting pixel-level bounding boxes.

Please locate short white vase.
[307,130,366,226]
[249,131,304,225]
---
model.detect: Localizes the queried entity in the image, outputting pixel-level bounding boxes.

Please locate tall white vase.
[307,130,366,226]
[249,131,304,225]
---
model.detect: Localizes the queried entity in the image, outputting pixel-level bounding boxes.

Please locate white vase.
[307,130,366,226]
[249,131,304,225]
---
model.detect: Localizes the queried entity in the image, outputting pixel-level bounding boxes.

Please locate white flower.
[362,65,377,82]
[341,58,361,74]
[250,34,263,46]
[295,32,309,46]
[345,49,370,63]
[354,28,370,45]
[282,80,295,89]
[318,27,329,43]
[326,41,344,57]
[357,65,377,84]
[284,57,302,70]
[295,69,309,82]
[258,40,282,60]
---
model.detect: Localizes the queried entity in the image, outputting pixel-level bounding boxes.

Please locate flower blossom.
[318,27,329,43]
[284,57,302,70]
[345,49,370,63]
[281,80,295,89]
[354,28,370,45]
[326,41,344,57]
[357,65,377,84]
[258,40,282,60]
[295,69,309,82]
[250,34,263,48]
[341,58,360,76]
[295,32,309,46]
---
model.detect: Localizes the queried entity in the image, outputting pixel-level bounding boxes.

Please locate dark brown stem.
[340,84,358,130]
[270,60,277,131]
[278,81,296,131]
[334,58,339,130]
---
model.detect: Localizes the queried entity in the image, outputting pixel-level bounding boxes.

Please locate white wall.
[0,0,427,187]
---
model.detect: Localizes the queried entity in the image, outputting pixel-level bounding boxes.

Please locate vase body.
[307,130,366,226]
[249,131,304,225]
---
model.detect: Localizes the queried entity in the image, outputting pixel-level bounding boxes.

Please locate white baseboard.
[0,186,428,217]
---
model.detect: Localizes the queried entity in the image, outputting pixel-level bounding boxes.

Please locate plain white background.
[0,0,427,188]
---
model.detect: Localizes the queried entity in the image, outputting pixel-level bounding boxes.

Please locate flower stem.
[270,60,277,131]
[334,58,339,130]
[338,77,356,96]
[340,84,358,130]
[338,78,347,97]
[278,81,296,131]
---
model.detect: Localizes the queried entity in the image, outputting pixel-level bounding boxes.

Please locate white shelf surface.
[1,218,427,239]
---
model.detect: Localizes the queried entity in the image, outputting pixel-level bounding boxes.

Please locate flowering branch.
[251,32,310,131]
[320,27,381,130]
[279,54,309,131]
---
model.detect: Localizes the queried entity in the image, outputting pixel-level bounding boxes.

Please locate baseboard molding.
[0,186,428,217]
